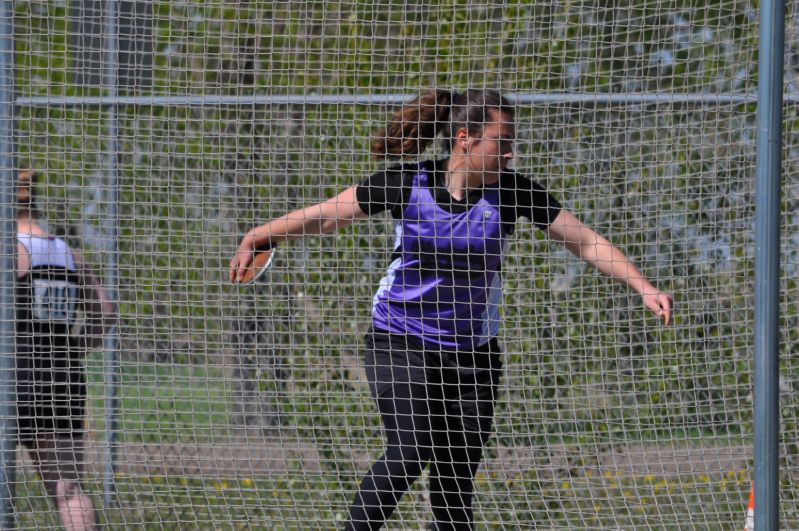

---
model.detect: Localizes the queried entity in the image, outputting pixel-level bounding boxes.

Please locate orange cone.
[744,481,754,531]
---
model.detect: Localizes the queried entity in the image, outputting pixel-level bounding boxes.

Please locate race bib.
[31,278,79,324]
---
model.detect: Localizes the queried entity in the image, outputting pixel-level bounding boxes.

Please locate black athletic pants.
[346,331,502,530]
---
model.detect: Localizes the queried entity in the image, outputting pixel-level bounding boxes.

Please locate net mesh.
[7,0,790,528]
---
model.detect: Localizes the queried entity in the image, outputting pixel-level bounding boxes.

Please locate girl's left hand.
[642,291,673,326]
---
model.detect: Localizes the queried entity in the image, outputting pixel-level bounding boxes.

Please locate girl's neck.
[17,216,47,236]
[443,157,481,201]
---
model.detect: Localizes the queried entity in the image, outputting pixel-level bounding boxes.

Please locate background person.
[15,168,115,530]
[230,89,673,530]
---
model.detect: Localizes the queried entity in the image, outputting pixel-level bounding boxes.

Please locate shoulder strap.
[389,161,424,219]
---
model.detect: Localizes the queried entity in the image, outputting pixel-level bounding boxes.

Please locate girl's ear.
[454,127,470,151]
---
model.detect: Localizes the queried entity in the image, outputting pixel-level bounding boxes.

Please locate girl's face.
[459,110,516,180]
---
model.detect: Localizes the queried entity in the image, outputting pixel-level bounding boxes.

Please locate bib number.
[32,278,78,324]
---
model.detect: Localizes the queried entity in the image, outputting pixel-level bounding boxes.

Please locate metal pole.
[754,0,784,528]
[13,92,761,108]
[0,1,14,526]
[102,0,120,511]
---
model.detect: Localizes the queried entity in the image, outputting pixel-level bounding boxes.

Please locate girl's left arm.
[545,208,673,325]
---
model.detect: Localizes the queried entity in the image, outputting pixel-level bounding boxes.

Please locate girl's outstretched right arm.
[230,185,368,283]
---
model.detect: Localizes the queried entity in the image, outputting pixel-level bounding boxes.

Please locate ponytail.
[371,89,514,160]
[371,90,453,159]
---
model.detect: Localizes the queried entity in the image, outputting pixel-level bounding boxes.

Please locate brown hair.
[371,89,514,159]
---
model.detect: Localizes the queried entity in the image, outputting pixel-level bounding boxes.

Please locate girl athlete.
[16,168,114,530]
[230,90,672,530]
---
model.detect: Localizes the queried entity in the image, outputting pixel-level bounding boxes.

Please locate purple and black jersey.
[356,159,561,350]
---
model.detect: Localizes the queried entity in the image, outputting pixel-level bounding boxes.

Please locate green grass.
[86,354,233,445]
[13,467,753,529]
[35,354,749,528]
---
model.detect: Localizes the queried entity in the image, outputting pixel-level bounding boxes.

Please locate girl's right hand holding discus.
[230,235,276,284]
[229,238,255,284]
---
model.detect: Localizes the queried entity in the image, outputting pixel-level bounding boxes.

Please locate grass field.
[6,354,752,529]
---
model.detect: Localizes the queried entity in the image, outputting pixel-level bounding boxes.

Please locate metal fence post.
[102,0,121,511]
[754,0,785,529]
[0,0,15,526]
